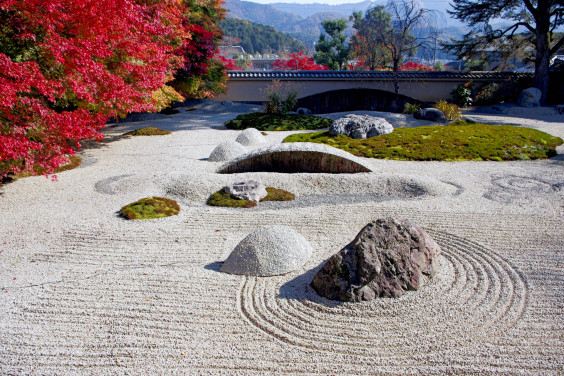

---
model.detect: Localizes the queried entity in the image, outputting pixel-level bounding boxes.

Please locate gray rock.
[221,225,313,277]
[518,87,541,107]
[556,104,564,114]
[208,140,248,162]
[311,218,442,301]
[329,114,394,139]
[224,180,267,202]
[235,128,266,146]
[413,108,448,123]
[297,107,312,116]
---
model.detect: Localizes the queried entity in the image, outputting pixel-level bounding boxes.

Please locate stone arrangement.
[311,217,442,301]
[518,87,542,107]
[221,225,313,277]
[235,128,266,146]
[208,140,248,162]
[329,114,394,139]
[413,108,448,123]
[224,180,268,202]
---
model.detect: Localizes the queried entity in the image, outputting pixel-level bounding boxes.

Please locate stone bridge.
[216,70,537,113]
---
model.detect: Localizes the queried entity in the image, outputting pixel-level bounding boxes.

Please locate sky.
[251,0,451,7]
[251,0,371,3]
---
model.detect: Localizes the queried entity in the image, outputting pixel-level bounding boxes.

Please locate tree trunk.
[534,0,551,104]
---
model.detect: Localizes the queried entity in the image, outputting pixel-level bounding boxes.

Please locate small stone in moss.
[124,127,171,136]
[207,187,295,208]
[207,189,257,208]
[120,197,180,219]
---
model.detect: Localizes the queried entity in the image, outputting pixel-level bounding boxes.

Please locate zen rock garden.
[205,126,445,302]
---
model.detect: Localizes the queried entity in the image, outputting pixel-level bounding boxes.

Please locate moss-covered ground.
[224,112,333,131]
[207,187,295,208]
[124,127,171,136]
[283,120,563,161]
[119,197,180,219]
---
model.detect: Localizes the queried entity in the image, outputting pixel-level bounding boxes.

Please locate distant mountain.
[224,0,347,50]
[223,0,467,52]
[268,1,375,18]
[220,19,307,54]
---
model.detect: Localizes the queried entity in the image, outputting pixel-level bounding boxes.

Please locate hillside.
[220,19,306,54]
[224,0,346,49]
[268,1,374,18]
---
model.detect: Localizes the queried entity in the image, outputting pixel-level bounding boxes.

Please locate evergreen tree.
[314,19,350,70]
[446,0,564,103]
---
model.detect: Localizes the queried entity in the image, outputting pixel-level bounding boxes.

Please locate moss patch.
[225,112,333,131]
[119,197,180,220]
[262,187,296,202]
[10,156,82,178]
[124,127,171,136]
[207,187,295,208]
[283,121,563,161]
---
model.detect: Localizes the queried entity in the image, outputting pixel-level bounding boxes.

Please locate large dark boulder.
[413,108,448,123]
[311,218,441,301]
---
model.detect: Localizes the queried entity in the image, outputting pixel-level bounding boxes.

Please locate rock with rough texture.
[518,87,542,107]
[297,107,312,116]
[224,180,268,202]
[311,218,442,301]
[235,128,266,146]
[221,225,313,276]
[208,140,248,162]
[413,108,448,123]
[329,114,394,139]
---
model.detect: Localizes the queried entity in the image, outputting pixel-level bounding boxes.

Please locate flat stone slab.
[217,143,372,174]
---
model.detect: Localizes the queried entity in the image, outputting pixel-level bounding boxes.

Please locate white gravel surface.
[1,101,563,375]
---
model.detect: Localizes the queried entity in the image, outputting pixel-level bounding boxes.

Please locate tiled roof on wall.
[227,70,534,80]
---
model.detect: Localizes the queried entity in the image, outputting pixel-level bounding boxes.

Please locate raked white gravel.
[0,101,563,375]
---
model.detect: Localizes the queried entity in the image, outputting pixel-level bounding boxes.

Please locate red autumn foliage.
[0,0,227,177]
[398,62,437,71]
[217,56,242,70]
[273,51,329,71]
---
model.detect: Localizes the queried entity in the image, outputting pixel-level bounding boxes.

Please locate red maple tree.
[0,0,226,177]
[273,51,329,71]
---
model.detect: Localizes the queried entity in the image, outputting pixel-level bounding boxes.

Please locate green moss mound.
[120,197,180,220]
[225,112,333,131]
[124,127,171,136]
[207,187,295,208]
[283,121,563,161]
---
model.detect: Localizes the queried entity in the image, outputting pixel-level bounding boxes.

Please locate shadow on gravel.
[278,261,345,308]
[204,261,223,273]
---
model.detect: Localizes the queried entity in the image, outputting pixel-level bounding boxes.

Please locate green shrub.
[207,187,295,208]
[263,80,298,114]
[225,112,333,131]
[119,197,180,219]
[403,103,421,115]
[435,100,462,121]
[124,127,171,136]
[283,121,563,161]
[451,82,473,107]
